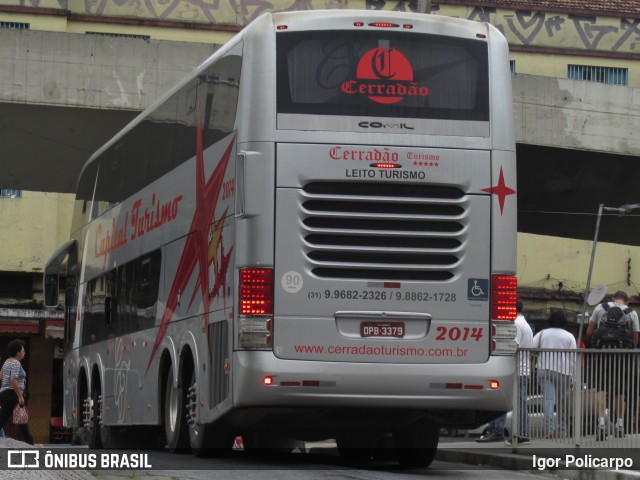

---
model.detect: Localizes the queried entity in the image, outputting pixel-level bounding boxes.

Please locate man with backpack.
[586,291,639,440]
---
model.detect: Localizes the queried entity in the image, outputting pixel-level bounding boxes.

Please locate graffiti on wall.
[3,0,640,53]
[453,5,640,53]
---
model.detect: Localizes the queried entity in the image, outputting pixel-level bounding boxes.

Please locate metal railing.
[510,348,640,448]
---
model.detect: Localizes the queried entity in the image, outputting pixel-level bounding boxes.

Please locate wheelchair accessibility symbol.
[468,278,488,301]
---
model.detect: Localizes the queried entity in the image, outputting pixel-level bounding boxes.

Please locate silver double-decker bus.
[45,10,518,467]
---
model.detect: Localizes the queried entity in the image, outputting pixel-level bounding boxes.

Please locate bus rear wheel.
[187,372,233,457]
[85,387,103,449]
[393,426,439,468]
[164,365,189,452]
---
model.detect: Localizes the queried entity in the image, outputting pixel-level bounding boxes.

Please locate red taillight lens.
[491,274,517,320]
[241,268,271,285]
[239,268,273,315]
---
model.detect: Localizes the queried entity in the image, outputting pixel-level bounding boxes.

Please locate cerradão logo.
[341,47,428,105]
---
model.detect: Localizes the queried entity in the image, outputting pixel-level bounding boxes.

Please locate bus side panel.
[102,337,137,426]
[487,24,514,153]
[154,136,237,424]
[489,149,517,274]
[233,142,276,267]
[63,226,90,429]
[63,347,81,428]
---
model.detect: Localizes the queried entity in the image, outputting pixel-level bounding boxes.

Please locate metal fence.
[511,348,640,448]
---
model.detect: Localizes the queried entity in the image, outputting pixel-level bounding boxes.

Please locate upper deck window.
[277,30,489,121]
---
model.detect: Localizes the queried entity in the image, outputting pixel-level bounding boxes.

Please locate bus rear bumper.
[232,351,515,413]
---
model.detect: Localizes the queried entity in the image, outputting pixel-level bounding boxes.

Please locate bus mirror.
[44,274,59,307]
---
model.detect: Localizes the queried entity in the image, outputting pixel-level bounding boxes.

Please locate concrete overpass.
[2,29,640,244]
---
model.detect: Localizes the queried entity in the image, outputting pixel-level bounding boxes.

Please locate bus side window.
[82,278,97,345]
[105,270,117,329]
[133,250,161,331]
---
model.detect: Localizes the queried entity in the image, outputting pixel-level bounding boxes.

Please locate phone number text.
[307,290,457,302]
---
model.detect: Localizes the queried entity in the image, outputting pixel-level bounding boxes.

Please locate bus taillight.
[240,268,273,315]
[239,268,273,349]
[491,274,517,320]
[490,274,517,355]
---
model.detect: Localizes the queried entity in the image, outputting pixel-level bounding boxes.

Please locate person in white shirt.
[506,300,534,446]
[532,310,577,439]
[480,300,535,445]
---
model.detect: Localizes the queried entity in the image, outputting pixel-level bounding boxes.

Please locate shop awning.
[0,307,64,338]
[45,319,64,339]
[0,320,39,334]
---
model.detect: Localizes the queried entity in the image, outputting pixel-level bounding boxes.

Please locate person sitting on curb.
[475,414,507,443]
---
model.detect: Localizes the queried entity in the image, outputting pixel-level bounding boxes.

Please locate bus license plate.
[360,321,405,338]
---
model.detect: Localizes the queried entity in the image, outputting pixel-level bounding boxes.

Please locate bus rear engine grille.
[301,182,466,281]
[303,182,464,199]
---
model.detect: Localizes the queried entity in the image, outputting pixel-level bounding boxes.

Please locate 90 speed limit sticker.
[281,271,303,293]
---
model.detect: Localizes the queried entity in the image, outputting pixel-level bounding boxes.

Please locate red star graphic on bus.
[481,166,516,215]
[146,111,235,373]
[190,207,233,311]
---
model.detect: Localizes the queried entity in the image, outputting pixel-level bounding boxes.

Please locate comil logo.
[341,47,428,105]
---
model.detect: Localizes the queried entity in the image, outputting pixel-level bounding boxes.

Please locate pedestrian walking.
[586,290,639,440]
[0,339,34,445]
[533,310,577,439]
[505,299,534,446]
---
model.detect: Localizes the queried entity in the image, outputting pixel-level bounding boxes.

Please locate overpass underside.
[4,102,637,246]
[517,144,640,246]
[0,102,137,193]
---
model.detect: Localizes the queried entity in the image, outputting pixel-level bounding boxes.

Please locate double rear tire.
[164,365,233,457]
[393,427,440,467]
[164,365,189,452]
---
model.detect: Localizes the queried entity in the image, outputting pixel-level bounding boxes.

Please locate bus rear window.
[276,31,489,121]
